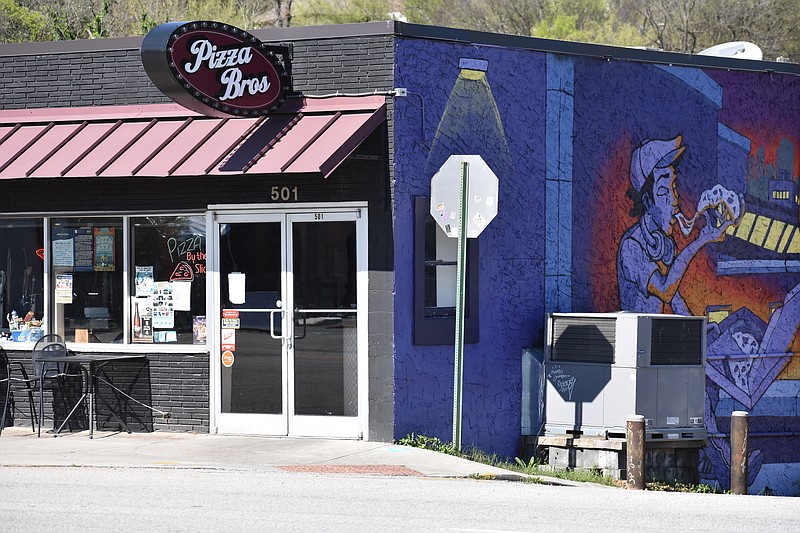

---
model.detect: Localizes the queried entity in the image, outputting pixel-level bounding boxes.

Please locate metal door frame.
[207,202,369,439]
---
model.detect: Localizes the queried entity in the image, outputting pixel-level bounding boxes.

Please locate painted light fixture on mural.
[141,21,292,118]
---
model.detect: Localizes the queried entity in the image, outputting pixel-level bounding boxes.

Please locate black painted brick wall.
[0,31,396,438]
[4,350,209,433]
[0,36,394,108]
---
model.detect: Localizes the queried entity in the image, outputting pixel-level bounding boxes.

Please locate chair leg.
[38,385,43,438]
[25,388,36,432]
[0,384,10,436]
[56,379,74,433]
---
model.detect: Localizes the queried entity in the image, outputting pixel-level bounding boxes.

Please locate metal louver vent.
[650,318,703,365]
[551,317,615,364]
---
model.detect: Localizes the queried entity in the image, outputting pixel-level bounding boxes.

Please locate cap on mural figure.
[629,136,687,191]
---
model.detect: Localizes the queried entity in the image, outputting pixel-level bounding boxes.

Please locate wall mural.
[617,135,800,493]
[582,64,800,495]
[394,38,800,495]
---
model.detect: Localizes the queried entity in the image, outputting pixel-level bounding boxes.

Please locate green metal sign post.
[430,154,499,451]
[452,160,469,449]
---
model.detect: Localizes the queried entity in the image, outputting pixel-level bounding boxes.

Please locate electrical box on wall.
[543,312,707,441]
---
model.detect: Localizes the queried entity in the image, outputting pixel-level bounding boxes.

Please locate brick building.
[2,22,800,494]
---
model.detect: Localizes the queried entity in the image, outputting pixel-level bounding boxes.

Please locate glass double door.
[212,208,364,438]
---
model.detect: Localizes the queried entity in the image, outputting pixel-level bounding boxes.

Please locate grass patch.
[397,433,618,486]
[397,434,729,492]
[645,480,726,493]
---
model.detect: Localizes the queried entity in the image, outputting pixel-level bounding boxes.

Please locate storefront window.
[51,217,123,343]
[131,216,206,345]
[0,219,44,342]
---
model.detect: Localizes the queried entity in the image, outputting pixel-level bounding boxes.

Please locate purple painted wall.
[393,39,547,457]
[392,36,800,495]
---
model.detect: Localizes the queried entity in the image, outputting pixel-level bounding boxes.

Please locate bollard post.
[730,411,749,495]
[626,415,645,490]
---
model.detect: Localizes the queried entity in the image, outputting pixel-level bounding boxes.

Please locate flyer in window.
[74,227,93,272]
[52,230,74,267]
[193,316,206,344]
[172,280,192,311]
[135,266,155,296]
[94,227,115,271]
[55,274,73,304]
[132,297,153,343]
[152,281,174,329]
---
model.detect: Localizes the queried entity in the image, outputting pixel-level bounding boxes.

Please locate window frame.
[0,211,207,353]
[413,196,479,345]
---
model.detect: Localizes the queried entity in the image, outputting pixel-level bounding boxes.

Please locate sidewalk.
[0,426,569,483]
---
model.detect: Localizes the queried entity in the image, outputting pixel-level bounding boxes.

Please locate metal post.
[452,161,469,451]
[730,411,749,495]
[626,415,645,490]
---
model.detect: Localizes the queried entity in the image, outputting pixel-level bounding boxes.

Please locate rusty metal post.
[626,415,645,490]
[730,411,749,495]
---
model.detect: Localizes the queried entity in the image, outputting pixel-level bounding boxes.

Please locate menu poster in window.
[52,229,74,267]
[94,227,115,271]
[132,297,153,343]
[152,281,174,329]
[135,266,155,296]
[74,228,94,272]
[55,274,73,304]
[172,280,192,311]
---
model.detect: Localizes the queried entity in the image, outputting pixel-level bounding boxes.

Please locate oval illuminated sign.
[141,21,289,118]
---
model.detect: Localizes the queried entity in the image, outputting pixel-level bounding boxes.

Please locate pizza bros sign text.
[182,39,271,101]
[142,21,291,117]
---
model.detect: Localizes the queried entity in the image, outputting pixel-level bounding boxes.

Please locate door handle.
[269,309,282,340]
[269,309,294,349]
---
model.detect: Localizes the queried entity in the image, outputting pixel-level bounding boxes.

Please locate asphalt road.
[0,466,795,532]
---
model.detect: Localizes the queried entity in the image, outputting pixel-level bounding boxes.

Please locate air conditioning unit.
[544,312,707,441]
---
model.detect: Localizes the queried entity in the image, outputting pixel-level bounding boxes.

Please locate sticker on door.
[221,328,236,351]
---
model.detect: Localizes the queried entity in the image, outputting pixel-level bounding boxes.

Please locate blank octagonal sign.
[430,155,499,238]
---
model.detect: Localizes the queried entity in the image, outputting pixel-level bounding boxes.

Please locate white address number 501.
[271,186,298,202]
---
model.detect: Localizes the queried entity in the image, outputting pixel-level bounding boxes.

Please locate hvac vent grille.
[650,318,703,365]
[551,317,615,364]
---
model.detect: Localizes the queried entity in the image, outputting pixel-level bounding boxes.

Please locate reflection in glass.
[131,216,206,344]
[293,312,357,416]
[50,217,123,343]
[0,219,44,340]
[219,222,283,414]
[293,221,357,416]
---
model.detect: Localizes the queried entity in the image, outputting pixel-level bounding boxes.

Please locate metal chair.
[0,345,38,435]
[32,334,81,437]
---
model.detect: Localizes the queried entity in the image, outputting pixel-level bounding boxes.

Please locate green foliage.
[1,0,797,62]
[139,11,157,35]
[396,433,462,456]
[645,481,727,493]
[293,0,391,26]
[398,434,614,486]
[531,0,647,48]
[0,0,50,42]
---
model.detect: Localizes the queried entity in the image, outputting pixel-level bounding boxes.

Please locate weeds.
[398,433,617,486]
[398,434,732,492]
[645,481,726,493]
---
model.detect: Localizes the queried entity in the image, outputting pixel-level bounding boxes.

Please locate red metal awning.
[0,96,386,179]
